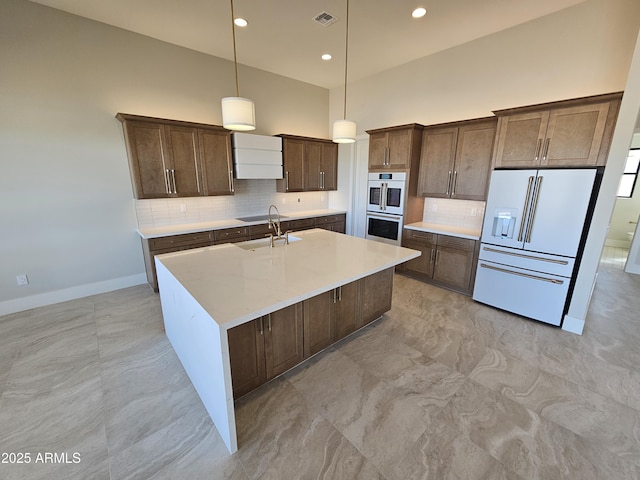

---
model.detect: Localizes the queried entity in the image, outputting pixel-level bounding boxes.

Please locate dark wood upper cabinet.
[278,135,338,192]
[418,118,496,201]
[117,113,233,199]
[492,93,622,168]
[367,124,423,171]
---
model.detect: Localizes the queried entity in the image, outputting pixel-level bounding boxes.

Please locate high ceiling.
[30,0,586,89]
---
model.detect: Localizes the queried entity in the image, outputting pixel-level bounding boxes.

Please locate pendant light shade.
[332,119,356,143]
[222,97,255,131]
[332,0,356,144]
[221,0,256,131]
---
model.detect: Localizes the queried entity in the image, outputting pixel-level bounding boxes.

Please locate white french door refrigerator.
[472,168,599,326]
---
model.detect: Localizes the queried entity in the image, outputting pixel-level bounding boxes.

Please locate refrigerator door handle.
[479,263,564,285]
[518,176,535,242]
[524,176,544,243]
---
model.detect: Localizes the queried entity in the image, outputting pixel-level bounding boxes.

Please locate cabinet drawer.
[315,214,345,225]
[404,229,436,244]
[149,231,213,250]
[215,226,250,242]
[437,235,476,251]
[288,218,315,231]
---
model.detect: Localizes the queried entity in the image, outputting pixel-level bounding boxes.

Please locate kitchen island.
[155,228,420,453]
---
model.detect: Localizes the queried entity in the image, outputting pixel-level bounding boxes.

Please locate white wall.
[0,0,329,314]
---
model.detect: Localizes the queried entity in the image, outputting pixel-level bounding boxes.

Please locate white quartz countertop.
[155,229,420,330]
[404,222,481,240]
[137,209,347,239]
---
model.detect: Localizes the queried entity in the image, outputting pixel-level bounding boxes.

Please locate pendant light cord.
[343,0,350,120]
[230,0,240,97]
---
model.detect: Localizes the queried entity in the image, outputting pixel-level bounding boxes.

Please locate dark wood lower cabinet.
[264,303,304,379]
[228,269,391,399]
[227,319,265,399]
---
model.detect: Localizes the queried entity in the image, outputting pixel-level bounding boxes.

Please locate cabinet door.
[387,129,413,170]
[368,132,389,170]
[417,127,457,198]
[123,121,171,198]
[198,128,234,196]
[228,319,266,399]
[433,246,475,292]
[451,121,496,200]
[280,138,305,192]
[360,268,394,326]
[543,103,610,167]
[401,239,435,278]
[321,142,338,191]
[303,291,334,357]
[304,141,323,190]
[493,112,549,168]
[334,281,361,340]
[164,125,202,197]
[264,303,304,379]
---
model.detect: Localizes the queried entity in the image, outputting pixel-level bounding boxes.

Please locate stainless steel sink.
[236,214,289,222]
[235,235,302,251]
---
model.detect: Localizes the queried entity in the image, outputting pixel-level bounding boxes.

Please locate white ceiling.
[30,0,586,89]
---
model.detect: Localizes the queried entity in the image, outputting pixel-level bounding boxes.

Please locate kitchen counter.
[155,229,420,453]
[137,208,347,239]
[404,222,481,240]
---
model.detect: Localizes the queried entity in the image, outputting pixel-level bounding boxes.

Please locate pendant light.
[221,0,255,131]
[332,0,356,143]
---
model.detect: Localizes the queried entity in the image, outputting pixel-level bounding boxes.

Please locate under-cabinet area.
[228,268,393,399]
[399,227,479,295]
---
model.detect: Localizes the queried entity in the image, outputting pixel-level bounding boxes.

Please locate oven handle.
[381,182,388,211]
[479,263,564,285]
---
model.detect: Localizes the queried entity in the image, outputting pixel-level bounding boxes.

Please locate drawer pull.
[480,263,564,285]
[482,246,568,265]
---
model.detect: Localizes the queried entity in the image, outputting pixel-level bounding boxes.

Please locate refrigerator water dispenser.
[491,211,516,239]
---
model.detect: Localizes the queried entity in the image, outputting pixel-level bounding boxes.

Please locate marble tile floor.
[1,265,640,479]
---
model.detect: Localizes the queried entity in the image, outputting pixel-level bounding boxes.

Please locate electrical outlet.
[179,204,187,213]
[471,208,477,216]
[16,274,29,286]
[297,198,301,203]
[431,204,438,212]
[281,198,286,205]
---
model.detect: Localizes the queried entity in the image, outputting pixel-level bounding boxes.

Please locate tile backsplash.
[422,198,485,230]
[135,179,329,228]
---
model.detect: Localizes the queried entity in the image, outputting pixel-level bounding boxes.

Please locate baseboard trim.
[562,314,585,335]
[0,274,148,316]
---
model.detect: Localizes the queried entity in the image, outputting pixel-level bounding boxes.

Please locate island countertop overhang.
[155,229,420,330]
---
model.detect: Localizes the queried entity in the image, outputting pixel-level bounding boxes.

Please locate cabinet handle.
[446,171,452,195]
[541,138,551,163]
[285,171,290,191]
[228,170,234,193]
[321,171,325,189]
[333,288,337,303]
[259,317,264,335]
[384,146,389,166]
[534,139,542,162]
[164,169,171,195]
[338,286,342,302]
[171,169,177,194]
[435,250,439,265]
[452,171,458,196]
[267,313,272,332]
[430,249,435,264]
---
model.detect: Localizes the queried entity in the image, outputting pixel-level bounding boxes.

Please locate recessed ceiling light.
[321,53,332,61]
[234,18,248,27]
[412,7,427,18]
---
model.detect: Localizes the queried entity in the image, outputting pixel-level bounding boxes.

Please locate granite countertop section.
[137,209,347,239]
[404,222,481,240]
[155,228,420,330]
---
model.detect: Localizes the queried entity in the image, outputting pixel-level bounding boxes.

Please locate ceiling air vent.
[313,11,338,27]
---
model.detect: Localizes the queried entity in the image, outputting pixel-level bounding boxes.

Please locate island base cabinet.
[228,270,394,399]
[264,304,304,379]
[360,268,394,326]
[228,320,266,399]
